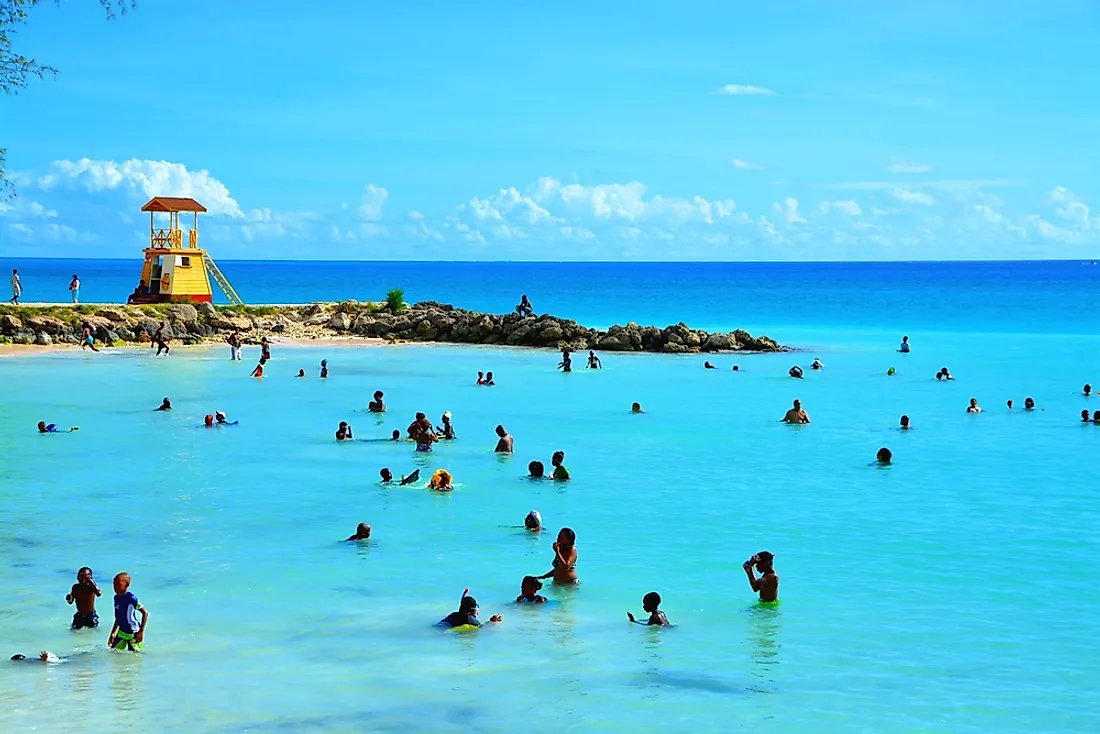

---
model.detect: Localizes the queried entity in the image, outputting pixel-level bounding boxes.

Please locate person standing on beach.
[227,331,242,361]
[781,400,809,424]
[69,274,80,304]
[743,551,779,602]
[80,323,100,352]
[494,424,514,453]
[154,322,170,356]
[9,269,21,304]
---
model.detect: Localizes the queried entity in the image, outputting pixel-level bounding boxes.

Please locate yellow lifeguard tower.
[133,197,243,305]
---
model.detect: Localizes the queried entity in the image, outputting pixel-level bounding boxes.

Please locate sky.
[1,0,1097,261]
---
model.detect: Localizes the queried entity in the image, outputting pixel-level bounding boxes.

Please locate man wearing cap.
[743,551,779,602]
[215,411,238,426]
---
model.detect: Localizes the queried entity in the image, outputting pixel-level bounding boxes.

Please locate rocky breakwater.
[0,301,785,354]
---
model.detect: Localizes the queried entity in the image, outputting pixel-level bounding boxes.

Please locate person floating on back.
[65,567,101,629]
[517,576,547,604]
[587,351,602,369]
[37,421,76,433]
[438,593,502,628]
[155,398,172,412]
[494,425,514,453]
[781,400,810,424]
[627,591,670,626]
[743,551,779,602]
[346,523,371,542]
[336,421,353,441]
[898,335,910,353]
[369,390,385,412]
[108,572,148,652]
[788,365,803,379]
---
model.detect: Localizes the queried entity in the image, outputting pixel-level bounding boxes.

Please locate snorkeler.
[438,594,502,628]
[336,421,353,441]
[345,523,371,541]
[516,576,547,604]
[789,365,803,379]
[627,592,670,626]
[781,400,810,424]
[536,527,578,584]
[587,351,602,369]
[368,390,385,412]
[524,510,542,531]
[494,425,514,453]
[154,398,172,412]
[743,551,779,602]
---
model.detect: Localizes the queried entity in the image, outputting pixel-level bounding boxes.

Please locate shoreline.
[0,301,788,355]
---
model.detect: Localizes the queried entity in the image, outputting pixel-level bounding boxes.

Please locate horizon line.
[0,257,1095,265]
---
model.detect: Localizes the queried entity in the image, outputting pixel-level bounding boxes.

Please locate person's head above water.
[900,415,910,428]
[1082,409,1091,422]
[297,369,305,377]
[557,527,576,546]
[642,591,662,613]
[390,430,400,440]
[1024,397,1035,409]
[887,367,896,375]
[496,424,508,437]
[352,522,371,540]
[459,595,479,616]
[1007,399,1014,409]
[1093,409,1100,422]
[36,421,47,432]
[380,468,393,482]
[631,402,642,413]
[521,576,544,597]
[528,461,544,478]
[204,414,214,427]
[160,398,171,408]
[876,447,892,464]
[321,359,327,366]
[524,510,542,529]
[732,364,740,371]
[1084,383,1092,395]
[551,450,565,466]
[373,390,384,400]
[216,411,227,424]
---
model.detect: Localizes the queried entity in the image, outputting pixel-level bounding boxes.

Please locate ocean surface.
[1,259,1099,733]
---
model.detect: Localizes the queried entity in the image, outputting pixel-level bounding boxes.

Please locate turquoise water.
[2,324,1099,732]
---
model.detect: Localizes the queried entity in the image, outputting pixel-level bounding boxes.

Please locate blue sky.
[1,0,1097,260]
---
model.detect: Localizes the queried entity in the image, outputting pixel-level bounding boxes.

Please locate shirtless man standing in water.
[781,400,810,424]
[743,551,779,602]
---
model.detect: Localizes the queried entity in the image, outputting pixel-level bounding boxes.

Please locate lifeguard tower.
[133,197,243,305]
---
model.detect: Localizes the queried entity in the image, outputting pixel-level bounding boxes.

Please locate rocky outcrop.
[0,302,786,353]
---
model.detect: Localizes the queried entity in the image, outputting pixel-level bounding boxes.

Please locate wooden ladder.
[204,256,244,305]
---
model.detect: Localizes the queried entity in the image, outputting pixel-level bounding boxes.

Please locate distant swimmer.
[524,510,543,531]
[297,369,306,378]
[494,425,514,453]
[732,365,740,371]
[704,361,716,369]
[811,358,823,370]
[336,421,353,441]
[517,576,547,604]
[436,411,456,440]
[477,371,486,385]
[10,651,66,663]
[65,567,102,629]
[390,430,401,441]
[80,323,100,352]
[1007,399,1014,409]
[1085,384,1092,397]
[587,351,602,369]
[789,365,803,379]
[320,359,328,378]
[900,415,911,430]
[1025,397,1036,411]
[429,468,454,491]
[627,592,670,626]
[898,336,910,353]
[631,402,644,413]
[876,447,892,465]
[345,523,371,542]
[550,450,570,480]
[558,349,572,373]
[153,322,170,357]
[536,527,578,584]
[380,468,393,483]
[227,331,243,361]
[438,594,501,628]
[967,398,982,414]
[781,400,810,424]
[527,461,545,479]
[485,371,495,386]
[1081,410,1092,423]
[743,551,779,602]
[399,469,421,486]
[204,414,214,427]
[939,367,954,381]
[887,367,896,376]
[1093,410,1100,424]
[368,391,385,412]
[37,421,76,433]
[250,363,264,378]
[154,398,172,412]
[212,411,235,426]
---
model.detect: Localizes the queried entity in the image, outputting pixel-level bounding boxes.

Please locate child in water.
[65,567,102,629]
[107,572,149,652]
[627,592,670,626]
[516,576,547,604]
[439,594,502,627]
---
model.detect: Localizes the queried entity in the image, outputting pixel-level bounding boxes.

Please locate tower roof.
[141,197,208,213]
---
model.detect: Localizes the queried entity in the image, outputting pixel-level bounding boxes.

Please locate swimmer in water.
[436,411,456,440]
[558,349,572,373]
[524,510,542,531]
[537,527,578,584]
[345,523,371,541]
[336,421,353,441]
[1082,410,1092,423]
[204,414,214,427]
[10,651,65,663]
[587,351,602,369]
[940,367,954,380]
[380,468,393,483]
[215,411,237,426]
[967,398,981,414]
[1024,397,1036,411]
[516,576,547,604]
[789,365,804,379]
[887,367,896,376]
[154,398,172,411]
[550,450,569,480]
[390,430,401,441]
[876,447,892,464]
[527,461,544,479]
[368,390,385,412]
[37,421,76,433]
[781,400,810,424]
[743,551,779,602]
[631,402,644,413]
[1007,399,1014,409]
[1093,410,1100,424]
[494,424,514,453]
[477,371,486,385]
[428,468,454,491]
[900,415,911,430]
[811,358,823,370]
[627,591,670,626]
[66,567,102,629]
[399,469,421,486]
[297,369,306,378]
[485,371,495,386]
[320,360,328,378]
[1084,384,1092,397]
[704,361,716,369]
[898,335,910,353]
[438,595,502,628]
[732,365,740,371]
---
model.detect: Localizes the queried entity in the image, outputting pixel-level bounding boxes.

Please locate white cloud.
[37,158,242,216]
[559,225,595,240]
[886,159,934,174]
[824,179,1024,192]
[716,84,776,96]
[773,197,806,224]
[819,200,862,216]
[890,188,935,206]
[468,186,554,224]
[357,183,389,221]
[731,158,763,170]
[406,210,424,221]
[532,177,734,224]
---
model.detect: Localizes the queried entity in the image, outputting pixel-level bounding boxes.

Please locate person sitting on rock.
[587,351,602,369]
[368,390,385,412]
[516,294,534,318]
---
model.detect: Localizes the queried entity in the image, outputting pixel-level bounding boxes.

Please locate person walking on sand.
[9,269,21,304]
[69,274,80,304]
[80,323,100,352]
[227,331,242,361]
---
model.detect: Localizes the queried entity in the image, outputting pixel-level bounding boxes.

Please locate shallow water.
[1,327,1099,732]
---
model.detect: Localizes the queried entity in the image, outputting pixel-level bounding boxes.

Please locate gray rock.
[26,315,66,335]
[13,330,35,344]
[539,323,564,343]
[168,304,199,324]
[197,302,218,320]
[35,331,53,346]
[95,308,130,322]
[0,314,22,332]
[329,312,351,331]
